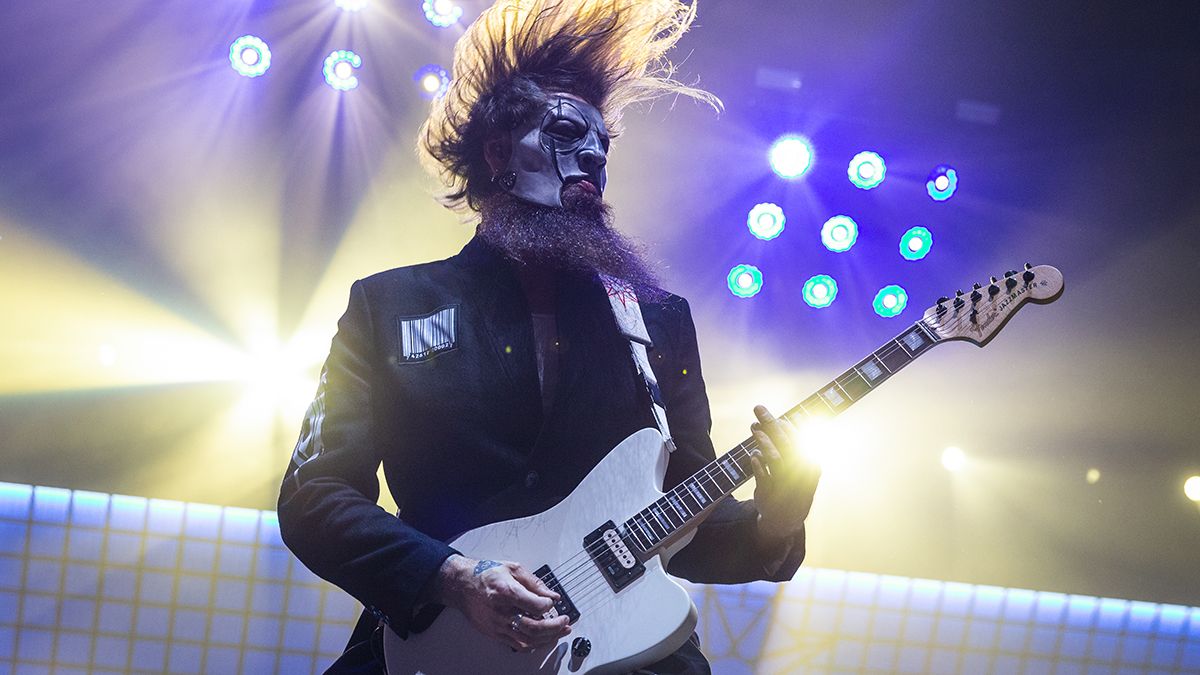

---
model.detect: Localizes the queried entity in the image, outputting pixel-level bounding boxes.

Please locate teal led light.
[769,134,814,180]
[746,203,785,240]
[229,36,271,78]
[873,285,908,317]
[423,0,463,27]
[727,264,763,298]
[848,151,886,189]
[926,165,958,201]
[802,274,838,308]
[900,226,933,261]
[821,215,858,253]
[323,50,362,91]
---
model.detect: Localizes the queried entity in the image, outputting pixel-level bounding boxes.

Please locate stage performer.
[277,1,822,672]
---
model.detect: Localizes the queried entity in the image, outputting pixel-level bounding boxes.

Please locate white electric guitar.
[384,265,1064,674]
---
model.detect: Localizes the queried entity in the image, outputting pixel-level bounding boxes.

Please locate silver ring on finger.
[510,613,523,632]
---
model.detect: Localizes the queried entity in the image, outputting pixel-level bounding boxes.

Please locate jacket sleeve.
[277,280,457,637]
[659,298,805,584]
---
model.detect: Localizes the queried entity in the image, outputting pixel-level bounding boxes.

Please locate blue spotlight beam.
[821,215,859,253]
[873,285,908,317]
[803,274,838,308]
[927,165,958,201]
[848,151,886,189]
[323,50,362,91]
[900,226,933,261]
[769,135,814,180]
[747,203,786,241]
[728,264,764,298]
[229,36,271,78]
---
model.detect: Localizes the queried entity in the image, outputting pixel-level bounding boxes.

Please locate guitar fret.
[914,320,939,344]
[878,340,911,373]
[668,492,690,520]
[838,368,872,400]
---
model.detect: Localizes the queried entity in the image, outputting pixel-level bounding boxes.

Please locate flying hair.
[419,0,721,212]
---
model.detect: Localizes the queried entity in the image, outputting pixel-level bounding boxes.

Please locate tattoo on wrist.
[473,560,502,576]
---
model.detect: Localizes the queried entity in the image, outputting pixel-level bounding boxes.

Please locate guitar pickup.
[534,564,580,624]
[584,520,646,593]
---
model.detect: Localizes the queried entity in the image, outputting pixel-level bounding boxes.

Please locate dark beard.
[477,189,667,302]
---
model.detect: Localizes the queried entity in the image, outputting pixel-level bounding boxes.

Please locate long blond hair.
[419,0,721,211]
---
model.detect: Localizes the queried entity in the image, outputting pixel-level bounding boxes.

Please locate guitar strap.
[600,275,676,453]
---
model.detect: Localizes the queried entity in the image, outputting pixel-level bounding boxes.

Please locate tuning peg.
[970,287,982,303]
[937,296,949,304]
[1023,268,1036,283]
[1005,275,1017,291]
[953,291,965,310]
[988,281,1001,297]
[1024,262,1033,270]
[969,308,978,324]
[1004,270,1016,278]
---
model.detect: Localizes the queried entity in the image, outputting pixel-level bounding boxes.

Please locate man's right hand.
[433,554,572,651]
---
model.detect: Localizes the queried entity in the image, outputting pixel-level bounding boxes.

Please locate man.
[277,1,822,672]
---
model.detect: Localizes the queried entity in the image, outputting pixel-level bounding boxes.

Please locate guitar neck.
[623,319,943,556]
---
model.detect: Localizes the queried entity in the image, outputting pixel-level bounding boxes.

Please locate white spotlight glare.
[423,0,463,27]
[1185,475,1200,502]
[335,0,368,10]
[941,446,966,472]
[769,134,814,180]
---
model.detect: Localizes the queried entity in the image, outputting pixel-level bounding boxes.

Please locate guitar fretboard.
[620,320,941,554]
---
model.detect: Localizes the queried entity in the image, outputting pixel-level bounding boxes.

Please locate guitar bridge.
[534,564,580,624]
[583,520,645,593]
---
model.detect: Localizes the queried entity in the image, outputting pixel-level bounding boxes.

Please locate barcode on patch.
[398,305,458,362]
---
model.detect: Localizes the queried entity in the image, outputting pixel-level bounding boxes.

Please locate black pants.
[326,614,711,675]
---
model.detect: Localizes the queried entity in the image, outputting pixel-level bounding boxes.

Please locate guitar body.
[383,428,699,675]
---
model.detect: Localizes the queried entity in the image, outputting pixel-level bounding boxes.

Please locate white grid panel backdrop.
[1,481,1197,675]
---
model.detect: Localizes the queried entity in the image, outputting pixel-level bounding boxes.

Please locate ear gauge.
[491,170,517,190]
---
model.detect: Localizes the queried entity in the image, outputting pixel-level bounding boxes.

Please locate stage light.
[1086,468,1101,485]
[323,50,361,91]
[802,274,837,308]
[229,36,271,78]
[727,264,763,298]
[820,215,858,253]
[900,226,933,261]
[413,65,450,99]
[335,0,367,10]
[927,165,958,201]
[848,151,886,189]
[1186,475,1200,502]
[873,285,908,318]
[942,446,966,472]
[746,203,785,241]
[769,134,814,180]
[423,0,463,27]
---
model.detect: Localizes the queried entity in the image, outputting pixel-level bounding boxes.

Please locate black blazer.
[277,236,804,636]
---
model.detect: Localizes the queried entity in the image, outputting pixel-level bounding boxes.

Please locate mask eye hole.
[544,119,583,143]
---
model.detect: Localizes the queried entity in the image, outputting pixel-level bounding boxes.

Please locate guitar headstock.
[923,264,1064,346]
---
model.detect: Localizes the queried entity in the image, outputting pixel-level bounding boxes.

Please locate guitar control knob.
[572,637,592,659]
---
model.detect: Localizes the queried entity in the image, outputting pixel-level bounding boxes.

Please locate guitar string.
[563,292,1022,611]
[531,302,1000,612]
[534,311,947,592]
[535,310,964,599]
[531,310,966,602]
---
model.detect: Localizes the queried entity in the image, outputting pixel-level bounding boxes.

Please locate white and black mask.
[496,93,610,208]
